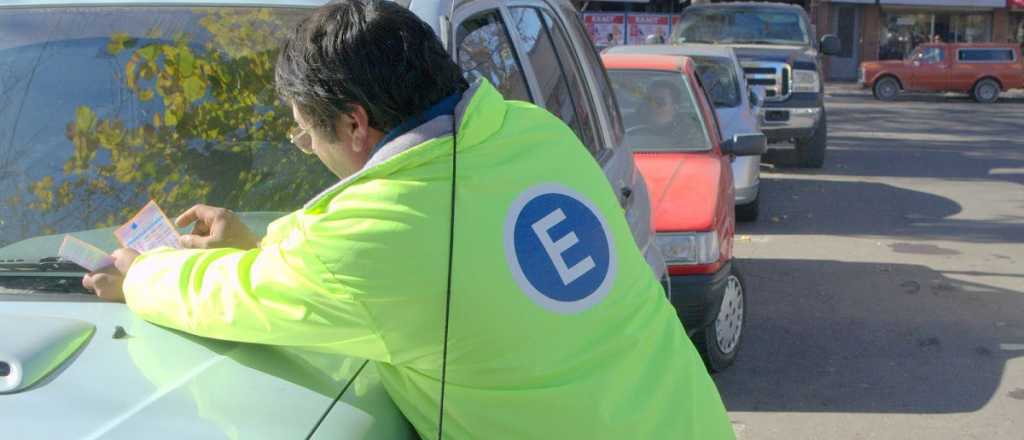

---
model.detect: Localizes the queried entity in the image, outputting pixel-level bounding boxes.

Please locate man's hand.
[175,204,261,250]
[82,248,140,302]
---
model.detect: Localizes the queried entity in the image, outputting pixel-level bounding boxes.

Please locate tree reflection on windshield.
[0,7,336,247]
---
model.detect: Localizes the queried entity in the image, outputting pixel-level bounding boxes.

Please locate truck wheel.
[694,265,746,373]
[736,195,759,222]
[972,79,1000,104]
[873,76,900,101]
[795,113,827,168]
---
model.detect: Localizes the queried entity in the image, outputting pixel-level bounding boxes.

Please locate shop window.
[1012,14,1024,44]
[878,11,992,60]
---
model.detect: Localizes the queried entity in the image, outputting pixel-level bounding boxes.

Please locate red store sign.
[1011,0,1024,9]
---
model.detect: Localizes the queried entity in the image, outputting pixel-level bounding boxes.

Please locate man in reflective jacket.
[84,1,734,438]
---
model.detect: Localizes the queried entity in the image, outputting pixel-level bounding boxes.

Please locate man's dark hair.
[276,0,469,137]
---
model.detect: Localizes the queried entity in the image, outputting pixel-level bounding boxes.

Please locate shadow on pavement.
[827,91,1024,104]
[737,178,1023,244]
[765,91,1024,187]
[716,258,1024,414]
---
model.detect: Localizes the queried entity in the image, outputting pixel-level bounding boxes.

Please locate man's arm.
[122,219,391,363]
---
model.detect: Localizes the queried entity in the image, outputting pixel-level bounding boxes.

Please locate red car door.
[909,45,950,91]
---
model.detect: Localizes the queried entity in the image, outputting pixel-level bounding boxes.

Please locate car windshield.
[607,70,711,152]
[692,56,741,108]
[0,7,336,252]
[672,8,809,46]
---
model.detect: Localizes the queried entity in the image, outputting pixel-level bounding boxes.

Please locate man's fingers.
[111,248,140,274]
[175,204,219,228]
[179,234,214,249]
[82,273,96,291]
[175,205,201,227]
[190,221,210,237]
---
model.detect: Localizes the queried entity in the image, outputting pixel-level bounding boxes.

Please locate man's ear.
[335,104,373,152]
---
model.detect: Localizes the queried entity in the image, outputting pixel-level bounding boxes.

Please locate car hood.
[728,44,817,68]
[633,152,723,233]
[0,214,394,439]
[0,301,368,439]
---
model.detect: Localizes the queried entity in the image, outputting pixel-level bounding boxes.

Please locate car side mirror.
[721,133,767,157]
[820,34,841,56]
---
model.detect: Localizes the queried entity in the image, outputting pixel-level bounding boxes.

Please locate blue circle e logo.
[504,184,617,314]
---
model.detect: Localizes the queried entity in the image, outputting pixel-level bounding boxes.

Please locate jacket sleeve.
[121,214,391,363]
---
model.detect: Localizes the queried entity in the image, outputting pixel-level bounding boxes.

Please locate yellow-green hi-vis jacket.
[123,80,735,440]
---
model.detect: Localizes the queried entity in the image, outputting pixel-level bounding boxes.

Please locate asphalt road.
[719,85,1024,440]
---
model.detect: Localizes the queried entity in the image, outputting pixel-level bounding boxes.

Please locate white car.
[605,44,765,221]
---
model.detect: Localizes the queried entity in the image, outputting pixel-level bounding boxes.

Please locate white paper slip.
[115,200,182,252]
[58,235,114,271]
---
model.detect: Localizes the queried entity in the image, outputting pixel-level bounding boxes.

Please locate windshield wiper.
[0,257,89,274]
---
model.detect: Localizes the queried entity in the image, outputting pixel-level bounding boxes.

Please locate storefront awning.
[879,0,1003,7]
[1010,0,1024,10]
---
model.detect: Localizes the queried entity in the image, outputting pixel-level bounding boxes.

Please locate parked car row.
[1,0,841,438]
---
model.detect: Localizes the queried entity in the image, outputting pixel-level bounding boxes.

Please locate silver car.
[604,44,764,221]
[0,0,662,437]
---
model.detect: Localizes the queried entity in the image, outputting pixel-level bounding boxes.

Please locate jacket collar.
[303,79,502,211]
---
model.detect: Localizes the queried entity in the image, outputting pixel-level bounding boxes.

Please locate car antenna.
[438,0,459,437]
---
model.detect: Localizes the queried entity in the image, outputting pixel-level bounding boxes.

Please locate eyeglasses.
[288,126,314,154]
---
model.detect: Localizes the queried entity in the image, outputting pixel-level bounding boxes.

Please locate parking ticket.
[58,235,113,271]
[114,200,182,252]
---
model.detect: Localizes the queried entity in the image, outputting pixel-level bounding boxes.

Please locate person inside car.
[81,0,735,439]
[644,79,685,137]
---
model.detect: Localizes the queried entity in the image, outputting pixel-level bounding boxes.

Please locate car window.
[692,56,741,108]
[508,7,600,156]
[539,10,604,156]
[508,8,582,150]
[607,69,711,152]
[673,8,809,46]
[920,47,944,64]
[958,48,1015,62]
[556,2,623,150]
[0,6,334,250]
[456,11,531,102]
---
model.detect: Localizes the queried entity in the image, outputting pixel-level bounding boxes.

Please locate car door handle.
[619,186,633,207]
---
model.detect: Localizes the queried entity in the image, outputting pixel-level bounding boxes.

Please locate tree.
[21,7,335,238]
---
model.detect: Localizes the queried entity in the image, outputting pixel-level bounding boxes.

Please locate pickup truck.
[671,2,840,168]
[861,43,1024,103]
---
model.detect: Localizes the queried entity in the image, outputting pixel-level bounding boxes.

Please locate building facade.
[813,0,1024,80]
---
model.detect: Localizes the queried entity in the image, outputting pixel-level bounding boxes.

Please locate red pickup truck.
[860,43,1024,103]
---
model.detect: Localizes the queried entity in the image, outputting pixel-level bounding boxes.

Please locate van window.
[957,48,1015,62]
[556,2,623,149]
[457,11,531,101]
[509,8,590,154]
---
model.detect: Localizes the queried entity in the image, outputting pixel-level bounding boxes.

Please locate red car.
[861,43,1024,103]
[602,53,766,371]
